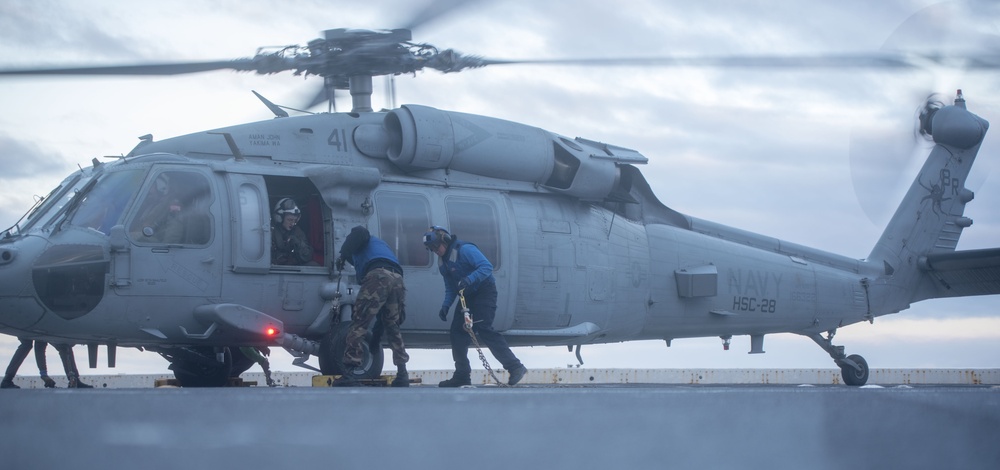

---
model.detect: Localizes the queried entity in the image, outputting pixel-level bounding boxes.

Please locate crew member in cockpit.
[131,173,183,244]
[270,198,315,265]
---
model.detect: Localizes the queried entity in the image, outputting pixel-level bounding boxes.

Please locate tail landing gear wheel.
[807,332,870,387]
[318,325,384,378]
[840,354,869,386]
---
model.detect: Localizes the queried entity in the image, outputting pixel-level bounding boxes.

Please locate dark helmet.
[423,225,452,250]
[273,198,301,223]
[348,225,371,244]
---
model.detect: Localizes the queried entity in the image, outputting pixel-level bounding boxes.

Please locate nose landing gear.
[807,330,870,386]
[316,303,385,378]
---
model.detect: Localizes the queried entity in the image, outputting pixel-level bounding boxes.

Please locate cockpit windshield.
[4,173,86,238]
[62,169,145,235]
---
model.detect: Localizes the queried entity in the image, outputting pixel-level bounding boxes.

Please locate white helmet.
[273,198,301,223]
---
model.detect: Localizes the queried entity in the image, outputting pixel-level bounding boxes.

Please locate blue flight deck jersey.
[438,241,494,311]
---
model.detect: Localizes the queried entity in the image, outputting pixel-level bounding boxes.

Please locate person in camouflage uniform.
[333,226,409,387]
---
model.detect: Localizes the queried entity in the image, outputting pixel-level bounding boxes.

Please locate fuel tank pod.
[382,105,640,201]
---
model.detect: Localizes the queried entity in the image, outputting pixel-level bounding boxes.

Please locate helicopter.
[0,1,998,386]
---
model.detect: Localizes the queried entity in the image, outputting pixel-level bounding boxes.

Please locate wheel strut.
[806,330,870,386]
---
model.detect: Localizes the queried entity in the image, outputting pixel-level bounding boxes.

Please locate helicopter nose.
[0,236,51,329]
[31,243,109,321]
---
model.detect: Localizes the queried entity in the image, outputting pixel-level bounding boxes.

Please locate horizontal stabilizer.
[919,248,1000,297]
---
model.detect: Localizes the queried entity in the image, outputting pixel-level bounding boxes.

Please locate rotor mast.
[349,75,374,113]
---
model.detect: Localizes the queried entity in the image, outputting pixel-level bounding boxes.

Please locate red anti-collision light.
[265,326,279,337]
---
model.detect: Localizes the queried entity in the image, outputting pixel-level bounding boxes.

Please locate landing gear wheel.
[318,325,384,378]
[318,326,346,376]
[229,348,256,378]
[840,354,869,386]
[170,347,233,387]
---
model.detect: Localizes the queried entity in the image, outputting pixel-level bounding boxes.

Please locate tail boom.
[866,93,991,313]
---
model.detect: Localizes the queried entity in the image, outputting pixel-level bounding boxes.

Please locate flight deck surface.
[2,383,997,469]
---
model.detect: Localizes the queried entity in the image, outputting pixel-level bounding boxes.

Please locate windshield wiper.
[50,178,99,234]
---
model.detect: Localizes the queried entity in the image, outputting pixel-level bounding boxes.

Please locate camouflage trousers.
[344,268,409,368]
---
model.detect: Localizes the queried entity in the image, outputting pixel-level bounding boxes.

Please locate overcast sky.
[0,0,997,378]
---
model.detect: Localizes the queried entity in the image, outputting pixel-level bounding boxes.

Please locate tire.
[841,354,869,386]
[229,348,256,378]
[318,325,346,376]
[318,324,384,378]
[171,347,233,387]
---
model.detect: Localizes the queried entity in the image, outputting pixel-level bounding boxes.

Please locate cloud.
[0,134,69,179]
[0,0,150,64]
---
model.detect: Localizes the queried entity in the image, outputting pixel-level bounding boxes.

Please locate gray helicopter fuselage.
[0,97,988,375]
[0,107,879,353]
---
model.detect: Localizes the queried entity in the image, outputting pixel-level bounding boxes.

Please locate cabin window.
[128,170,214,246]
[238,183,266,260]
[446,198,501,269]
[375,192,431,267]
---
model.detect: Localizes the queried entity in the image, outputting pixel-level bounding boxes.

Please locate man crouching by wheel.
[333,226,409,387]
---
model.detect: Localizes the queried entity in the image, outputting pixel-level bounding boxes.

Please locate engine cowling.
[380,105,646,201]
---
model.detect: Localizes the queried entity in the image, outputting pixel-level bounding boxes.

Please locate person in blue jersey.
[333,226,409,387]
[423,226,527,387]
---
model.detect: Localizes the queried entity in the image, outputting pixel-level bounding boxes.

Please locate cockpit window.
[4,173,89,238]
[128,170,213,245]
[66,170,145,235]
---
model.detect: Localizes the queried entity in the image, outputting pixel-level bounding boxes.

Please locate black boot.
[67,374,92,389]
[41,376,57,388]
[508,365,528,386]
[332,365,362,387]
[0,377,19,389]
[392,365,409,387]
[438,372,471,388]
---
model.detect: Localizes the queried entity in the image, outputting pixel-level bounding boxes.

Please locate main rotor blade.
[0,59,257,76]
[483,53,1000,70]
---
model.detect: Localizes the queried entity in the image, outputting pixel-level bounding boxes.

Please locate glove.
[457,278,469,291]
[439,307,449,322]
[335,257,345,271]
